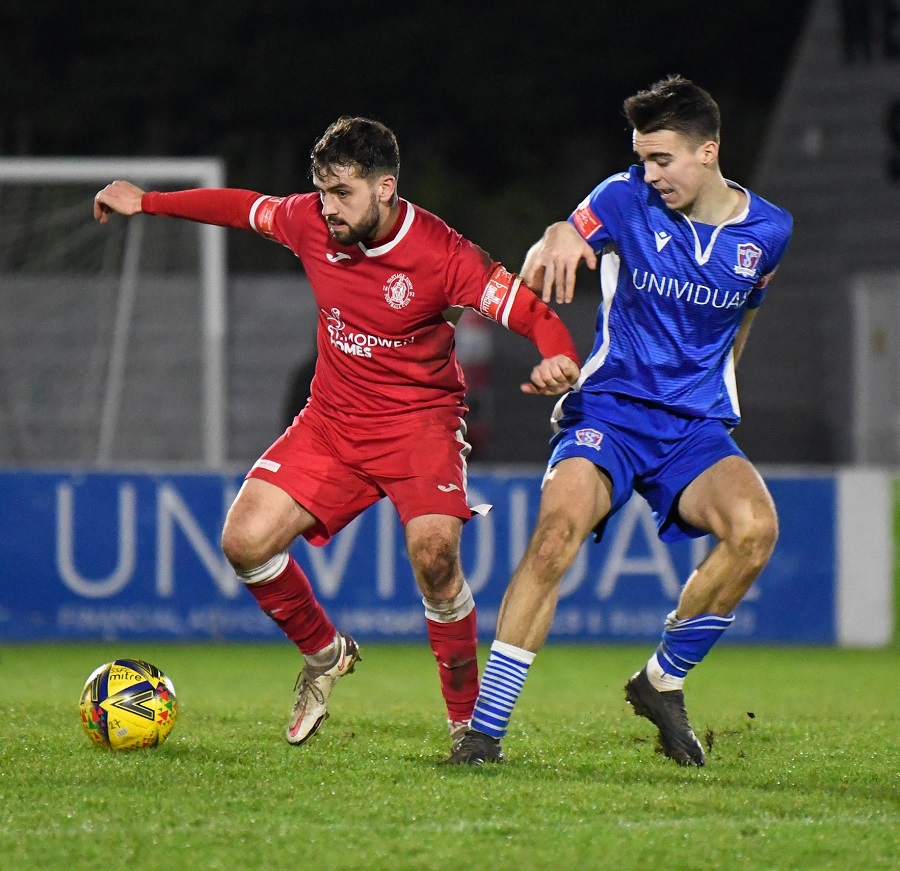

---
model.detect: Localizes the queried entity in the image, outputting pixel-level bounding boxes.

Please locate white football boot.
[286,632,360,745]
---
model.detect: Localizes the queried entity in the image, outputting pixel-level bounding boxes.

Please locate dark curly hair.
[624,75,720,145]
[310,116,400,181]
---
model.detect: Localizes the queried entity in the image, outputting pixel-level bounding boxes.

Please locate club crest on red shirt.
[384,273,415,309]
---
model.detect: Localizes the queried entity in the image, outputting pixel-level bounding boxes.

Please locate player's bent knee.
[729,506,779,570]
[526,512,584,579]
[221,520,278,573]
[409,541,461,598]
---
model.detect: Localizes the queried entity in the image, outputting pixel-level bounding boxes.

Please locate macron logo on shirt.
[654,230,673,252]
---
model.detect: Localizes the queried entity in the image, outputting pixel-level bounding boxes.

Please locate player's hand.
[521,354,580,396]
[93,180,146,224]
[521,221,597,305]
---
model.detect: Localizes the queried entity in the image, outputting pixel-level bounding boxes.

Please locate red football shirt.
[254,193,513,423]
[142,188,579,425]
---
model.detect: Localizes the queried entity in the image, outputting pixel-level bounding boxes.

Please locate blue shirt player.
[449,75,793,767]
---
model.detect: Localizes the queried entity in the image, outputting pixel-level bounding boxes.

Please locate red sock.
[244,555,335,655]
[426,609,479,723]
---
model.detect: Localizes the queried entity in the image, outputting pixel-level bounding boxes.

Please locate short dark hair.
[623,75,720,144]
[310,116,400,181]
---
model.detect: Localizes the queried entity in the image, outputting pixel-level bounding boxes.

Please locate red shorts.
[247,406,478,546]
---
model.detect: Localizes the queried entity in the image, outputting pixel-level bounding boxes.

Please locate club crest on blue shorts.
[575,428,604,450]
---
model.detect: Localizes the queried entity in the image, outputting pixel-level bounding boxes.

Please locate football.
[79,659,178,750]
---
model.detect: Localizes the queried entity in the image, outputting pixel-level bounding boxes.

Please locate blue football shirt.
[565,165,793,426]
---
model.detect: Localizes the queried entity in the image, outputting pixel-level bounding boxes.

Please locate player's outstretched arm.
[480,266,581,390]
[520,354,580,396]
[521,221,597,305]
[94,180,146,224]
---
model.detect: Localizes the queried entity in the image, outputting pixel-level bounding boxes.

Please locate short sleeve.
[746,211,793,309]
[567,170,634,252]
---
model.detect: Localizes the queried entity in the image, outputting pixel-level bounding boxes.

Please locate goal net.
[0,158,227,467]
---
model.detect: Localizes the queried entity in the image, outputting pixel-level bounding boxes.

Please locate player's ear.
[376,173,397,205]
[698,140,719,165]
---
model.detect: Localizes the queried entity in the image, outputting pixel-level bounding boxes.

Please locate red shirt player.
[94,116,581,752]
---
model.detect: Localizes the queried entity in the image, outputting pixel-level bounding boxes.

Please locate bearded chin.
[333,200,381,246]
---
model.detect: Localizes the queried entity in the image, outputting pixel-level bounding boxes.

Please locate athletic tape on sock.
[235,551,289,585]
[422,581,475,623]
[303,632,341,667]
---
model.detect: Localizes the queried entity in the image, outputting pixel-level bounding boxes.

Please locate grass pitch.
[1,643,897,871]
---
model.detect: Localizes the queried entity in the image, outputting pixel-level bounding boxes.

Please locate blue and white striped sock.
[647,611,735,691]
[471,640,535,739]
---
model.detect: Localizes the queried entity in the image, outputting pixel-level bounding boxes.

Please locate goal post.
[0,157,227,467]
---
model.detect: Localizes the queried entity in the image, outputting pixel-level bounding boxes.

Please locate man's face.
[314,164,387,246]
[632,128,717,213]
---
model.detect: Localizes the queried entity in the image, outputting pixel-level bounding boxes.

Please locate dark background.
[0,1,819,463]
[1,0,812,269]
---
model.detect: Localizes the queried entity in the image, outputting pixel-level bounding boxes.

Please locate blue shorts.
[547,392,745,542]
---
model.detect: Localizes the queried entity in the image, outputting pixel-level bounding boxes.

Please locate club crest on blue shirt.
[734,242,763,278]
[576,428,604,450]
